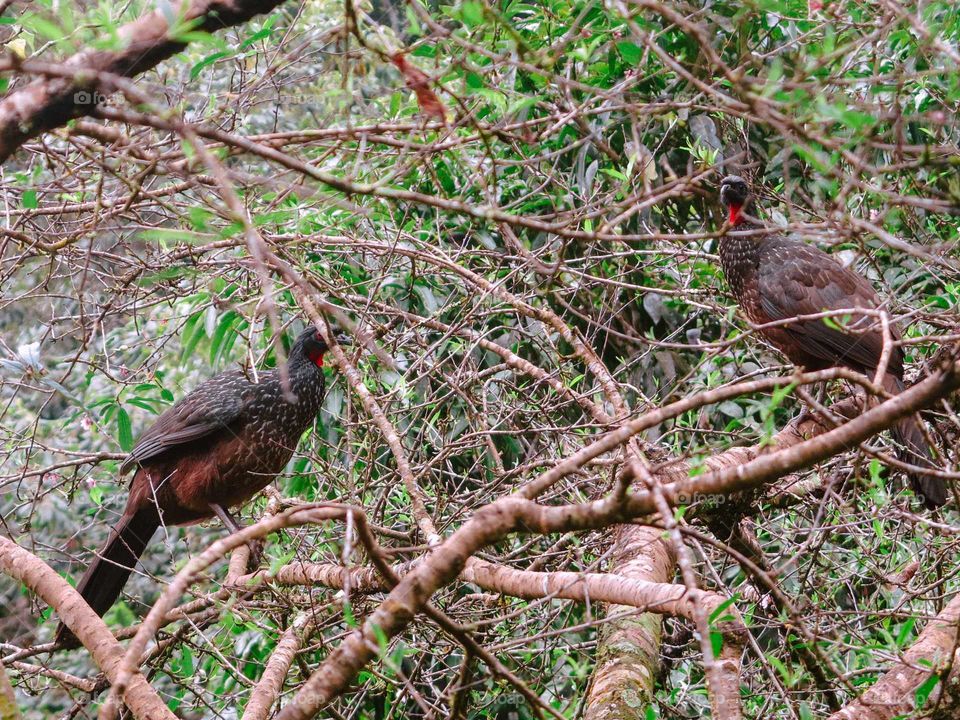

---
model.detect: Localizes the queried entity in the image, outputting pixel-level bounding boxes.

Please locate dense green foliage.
[0,0,958,718]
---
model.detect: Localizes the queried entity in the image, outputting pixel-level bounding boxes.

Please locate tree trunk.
[584,525,676,720]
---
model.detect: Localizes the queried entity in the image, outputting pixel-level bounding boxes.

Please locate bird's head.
[291,326,351,368]
[719,175,751,225]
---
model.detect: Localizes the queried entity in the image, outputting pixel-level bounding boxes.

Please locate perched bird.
[717,175,946,508]
[57,326,347,644]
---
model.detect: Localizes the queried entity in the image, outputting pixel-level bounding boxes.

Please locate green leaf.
[170,29,223,47]
[895,616,917,647]
[116,407,134,452]
[822,315,844,331]
[239,28,272,50]
[268,548,295,576]
[710,629,723,657]
[343,601,357,627]
[190,51,230,80]
[411,44,435,58]
[176,646,195,676]
[138,228,211,244]
[709,596,738,624]
[180,313,206,364]
[127,397,161,413]
[209,311,244,365]
[914,673,940,707]
[617,41,643,65]
[371,623,390,655]
[461,1,484,27]
[19,13,64,41]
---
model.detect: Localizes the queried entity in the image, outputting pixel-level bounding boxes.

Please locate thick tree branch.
[827,595,960,720]
[274,343,960,719]
[0,537,175,720]
[0,0,291,161]
[0,661,20,720]
[584,526,675,720]
[241,614,314,720]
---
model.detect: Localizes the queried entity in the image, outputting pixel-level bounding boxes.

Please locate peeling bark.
[828,595,960,720]
[242,614,314,720]
[584,526,675,720]
[0,662,20,720]
[0,536,175,720]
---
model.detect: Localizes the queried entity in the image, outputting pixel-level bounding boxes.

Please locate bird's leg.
[812,380,828,418]
[210,502,241,533]
[210,503,263,570]
[814,380,828,406]
[794,379,835,432]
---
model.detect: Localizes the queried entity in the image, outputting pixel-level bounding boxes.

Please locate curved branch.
[0,537,175,720]
[274,344,960,719]
[827,595,960,720]
[241,614,314,720]
[0,0,292,161]
[100,504,363,720]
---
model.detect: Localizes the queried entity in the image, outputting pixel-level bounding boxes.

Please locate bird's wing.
[120,371,251,474]
[756,241,902,375]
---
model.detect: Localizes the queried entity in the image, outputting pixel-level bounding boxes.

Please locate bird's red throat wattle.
[728,204,743,224]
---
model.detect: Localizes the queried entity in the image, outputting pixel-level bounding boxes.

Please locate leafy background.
[1,0,958,717]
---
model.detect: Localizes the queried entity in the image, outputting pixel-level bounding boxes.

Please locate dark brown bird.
[57,327,345,644]
[718,175,946,508]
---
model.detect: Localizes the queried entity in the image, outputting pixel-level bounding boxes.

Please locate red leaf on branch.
[391,53,449,123]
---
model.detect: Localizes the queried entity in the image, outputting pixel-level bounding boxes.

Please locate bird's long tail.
[56,507,159,646]
[883,373,947,508]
